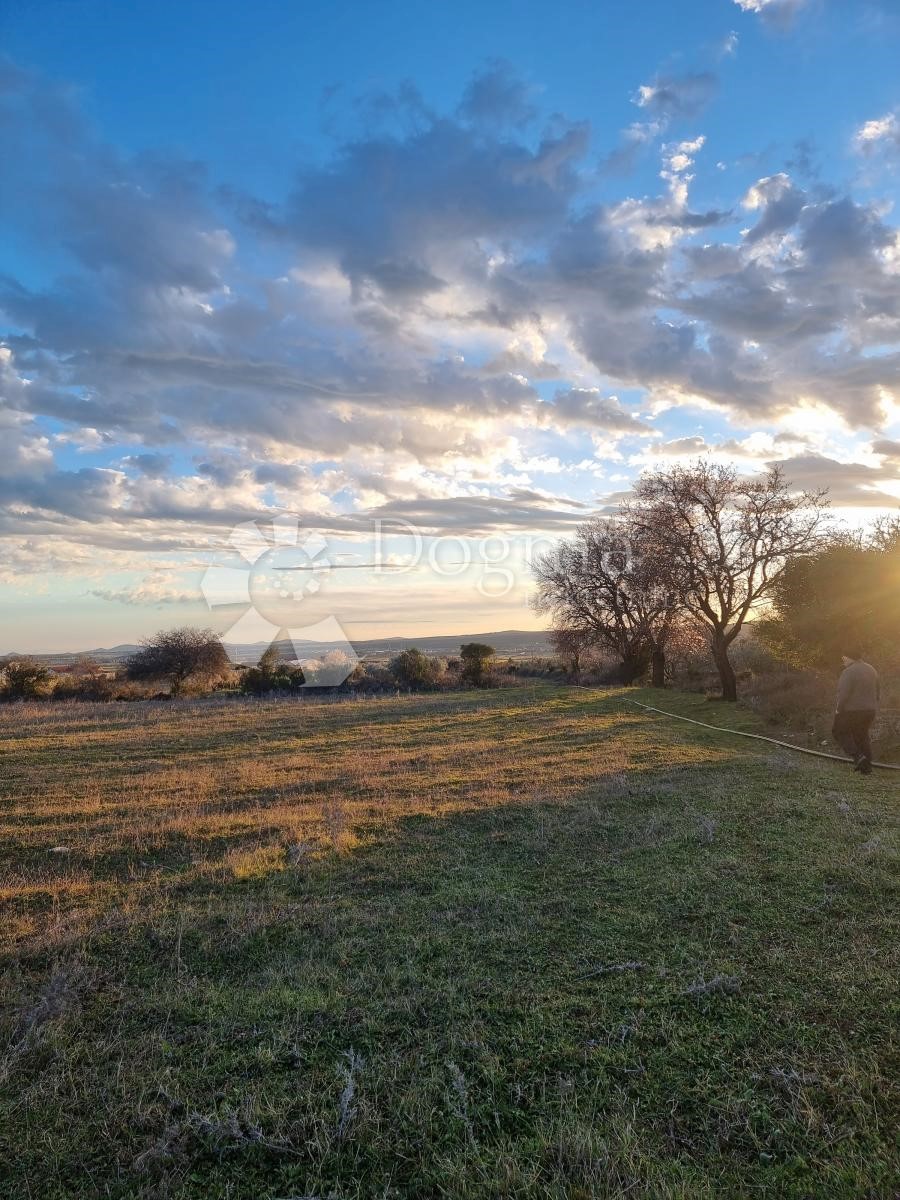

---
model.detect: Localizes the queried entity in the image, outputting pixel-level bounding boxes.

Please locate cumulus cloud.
[457,59,539,128]
[741,172,806,242]
[2,53,900,592]
[545,388,653,433]
[763,453,900,506]
[275,79,588,300]
[604,69,718,174]
[635,435,900,506]
[123,453,172,478]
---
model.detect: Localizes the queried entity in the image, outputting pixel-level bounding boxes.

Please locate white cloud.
[742,172,791,210]
[3,55,900,613]
[853,111,900,155]
[661,136,706,207]
[90,577,199,606]
[732,0,809,27]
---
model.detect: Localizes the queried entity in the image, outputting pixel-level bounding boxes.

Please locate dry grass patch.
[0,684,897,1198]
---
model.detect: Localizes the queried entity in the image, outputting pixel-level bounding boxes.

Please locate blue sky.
[2,0,900,651]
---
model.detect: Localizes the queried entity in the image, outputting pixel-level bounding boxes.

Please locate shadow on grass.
[2,692,897,1198]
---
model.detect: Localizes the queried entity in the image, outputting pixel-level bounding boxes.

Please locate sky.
[2,0,900,653]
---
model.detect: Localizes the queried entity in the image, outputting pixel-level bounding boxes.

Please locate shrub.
[460,643,495,687]
[52,670,116,702]
[388,648,446,689]
[514,656,566,679]
[302,650,357,688]
[241,647,305,695]
[345,664,395,693]
[0,657,53,700]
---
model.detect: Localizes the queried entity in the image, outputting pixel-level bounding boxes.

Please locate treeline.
[0,634,500,703]
[5,460,896,707]
[535,459,897,701]
[0,629,234,703]
[240,641,497,694]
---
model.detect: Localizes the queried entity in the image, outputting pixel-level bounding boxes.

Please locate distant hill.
[225,629,553,664]
[1,644,142,667]
[4,630,553,667]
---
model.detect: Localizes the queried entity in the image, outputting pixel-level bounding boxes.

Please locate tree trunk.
[617,648,650,685]
[651,648,666,688]
[711,635,737,701]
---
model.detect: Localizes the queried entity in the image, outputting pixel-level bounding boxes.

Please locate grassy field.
[1,685,898,1199]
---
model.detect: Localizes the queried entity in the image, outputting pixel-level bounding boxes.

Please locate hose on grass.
[572,687,900,772]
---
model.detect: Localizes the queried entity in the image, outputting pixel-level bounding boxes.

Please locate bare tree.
[533,518,682,686]
[627,462,827,700]
[126,627,231,695]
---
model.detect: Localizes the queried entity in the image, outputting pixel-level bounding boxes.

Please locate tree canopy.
[758,520,900,672]
[126,627,231,695]
[534,517,683,685]
[626,462,827,699]
[459,643,495,687]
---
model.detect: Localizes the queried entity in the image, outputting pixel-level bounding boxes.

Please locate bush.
[388,648,446,689]
[301,650,357,688]
[743,666,831,729]
[514,656,567,679]
[108,679,166,702]
[345,664,396,693]
[0,657,53,700]
[549,629,597,677]
[51,670,116,702]
[241,647,305,695]
[460,643,495,687]
[729,635,780,676]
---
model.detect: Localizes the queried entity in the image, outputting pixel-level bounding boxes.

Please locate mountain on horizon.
[4,629,553,666]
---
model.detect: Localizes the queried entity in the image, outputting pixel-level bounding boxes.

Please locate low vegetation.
[0,638,497,704]
[387,647,447,689]
[459,642,496,687]
[1,683,897,1198]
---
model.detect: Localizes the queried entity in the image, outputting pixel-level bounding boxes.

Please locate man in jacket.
[832,649,880,775]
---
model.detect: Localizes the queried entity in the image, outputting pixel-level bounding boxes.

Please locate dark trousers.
[832,710,876,763]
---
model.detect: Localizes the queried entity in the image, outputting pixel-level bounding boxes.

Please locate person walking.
[832,649,879,774]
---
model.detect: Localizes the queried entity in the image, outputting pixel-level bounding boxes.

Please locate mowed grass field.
[1,685,898,1199]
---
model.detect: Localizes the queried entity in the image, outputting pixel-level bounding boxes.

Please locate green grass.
[1,685,898,1198]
